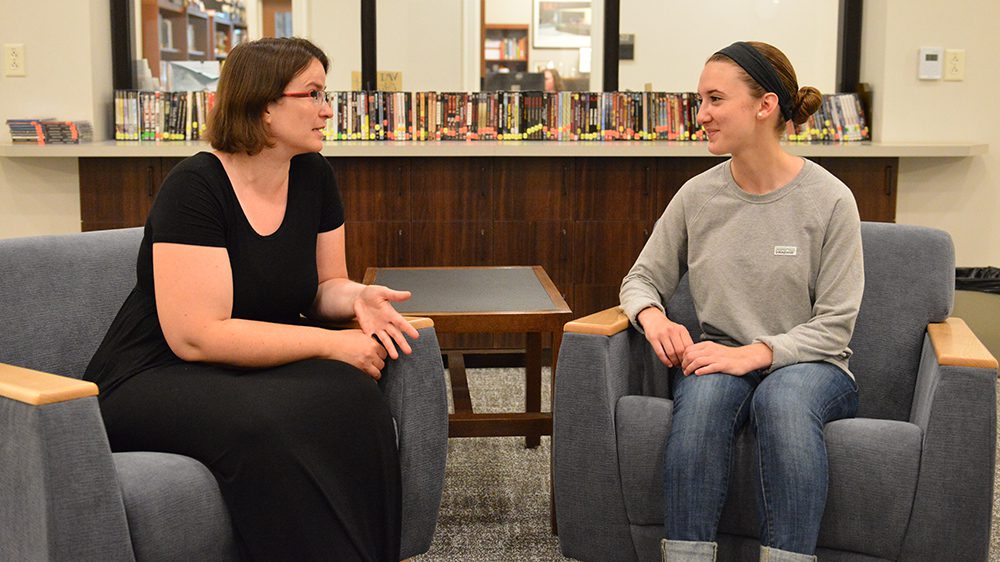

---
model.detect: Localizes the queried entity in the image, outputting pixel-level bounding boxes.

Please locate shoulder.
[796,160,861,229]
[672,160,730,213]
[164,152,224,181]
[153,152,228,215]
[800,159,855,203]
[159,152,227,195]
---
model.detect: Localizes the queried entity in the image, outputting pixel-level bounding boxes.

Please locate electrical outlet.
[944,49,965,81]
[4,44,26,77]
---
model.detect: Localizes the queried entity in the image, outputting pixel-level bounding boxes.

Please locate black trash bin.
[953,266,1000,361]
[955,266,1000,294]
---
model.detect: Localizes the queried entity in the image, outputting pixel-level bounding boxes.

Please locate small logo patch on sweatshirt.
[774,246,798,256]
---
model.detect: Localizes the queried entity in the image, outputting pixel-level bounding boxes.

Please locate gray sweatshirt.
[619,158,864,376]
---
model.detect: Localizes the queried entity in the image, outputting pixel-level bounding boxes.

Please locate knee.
[749,388,822,446]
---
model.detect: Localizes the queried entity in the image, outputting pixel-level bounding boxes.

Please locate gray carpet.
[415,367,1000,561]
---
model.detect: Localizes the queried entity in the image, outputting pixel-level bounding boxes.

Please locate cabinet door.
[494,157,572,221]
[344,221,407,282]
[410,158,492,222]
[333,157,409,222]
[405,222,492,267]
[814,157,897,222]
[572,157,655,222]
[329,158,410,280]
[573,221,651,317]
[79,157,162,231]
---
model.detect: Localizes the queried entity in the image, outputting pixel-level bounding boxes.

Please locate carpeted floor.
[414,367,1000,561]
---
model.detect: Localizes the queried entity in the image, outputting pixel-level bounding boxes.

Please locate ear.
[756,92,780,120]
[263,109,272,125]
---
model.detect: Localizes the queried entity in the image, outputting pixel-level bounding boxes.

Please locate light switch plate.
[918,47,943,80]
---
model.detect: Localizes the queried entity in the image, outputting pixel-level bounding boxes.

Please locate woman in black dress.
[85,37,417,561]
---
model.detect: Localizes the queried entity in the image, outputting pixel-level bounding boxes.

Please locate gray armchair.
[0,227,448,561]
[554,222,998,561]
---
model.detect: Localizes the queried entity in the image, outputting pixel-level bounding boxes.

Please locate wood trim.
[564,306,629,336]
[532,265,572,313]
[928,317,999,370]
[0,363,99,406]
[404,316,434,330]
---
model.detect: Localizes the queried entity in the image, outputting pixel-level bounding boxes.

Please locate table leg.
[448,352,473,414]
[525,332,542,448]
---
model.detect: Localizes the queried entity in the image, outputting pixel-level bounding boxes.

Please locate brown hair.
[544,68,565,91]
[206,37,329,155]
[708,41,822,132]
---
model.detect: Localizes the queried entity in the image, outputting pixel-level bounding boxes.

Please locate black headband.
[714,42,794,122]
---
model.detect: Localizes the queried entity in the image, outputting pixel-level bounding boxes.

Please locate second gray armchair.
[554,222,998,562]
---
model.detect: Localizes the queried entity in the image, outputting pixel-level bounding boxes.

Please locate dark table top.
[369,266,567,314]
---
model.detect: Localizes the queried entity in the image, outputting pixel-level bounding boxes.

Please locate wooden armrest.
[315,316,435,331]
[928,317,999,369]
[0,363,99,406]
[564,306,630,336]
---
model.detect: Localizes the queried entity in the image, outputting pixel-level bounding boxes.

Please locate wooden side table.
[363,265,572,448]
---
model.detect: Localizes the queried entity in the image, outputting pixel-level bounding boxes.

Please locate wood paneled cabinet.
[79,154,900,342]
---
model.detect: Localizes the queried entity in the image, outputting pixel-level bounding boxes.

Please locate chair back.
[667,222,954,421]
[0,228,143,379]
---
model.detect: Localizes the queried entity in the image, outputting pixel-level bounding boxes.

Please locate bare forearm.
[169,318,338,367]
[307,278,365,321]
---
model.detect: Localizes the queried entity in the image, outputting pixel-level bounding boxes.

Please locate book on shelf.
[114,89,215,141]
[6,118,93,144]
[789,92,870,142]
[112,89,868,144]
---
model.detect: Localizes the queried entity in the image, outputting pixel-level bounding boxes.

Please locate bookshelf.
[141,0,247,79]
[481,24,529,80]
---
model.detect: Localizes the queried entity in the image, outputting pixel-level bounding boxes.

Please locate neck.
[729,136,801,195]
[215,148,291,194]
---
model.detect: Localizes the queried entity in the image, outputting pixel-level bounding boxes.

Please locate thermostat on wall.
[918,47,943,80]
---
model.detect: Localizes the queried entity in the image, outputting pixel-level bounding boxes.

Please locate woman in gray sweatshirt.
[620,41,864,562]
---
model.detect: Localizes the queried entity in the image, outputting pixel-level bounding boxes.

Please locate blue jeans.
[663,361,859,555]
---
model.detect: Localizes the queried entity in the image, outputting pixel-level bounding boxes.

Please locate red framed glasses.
[282,90,332,105]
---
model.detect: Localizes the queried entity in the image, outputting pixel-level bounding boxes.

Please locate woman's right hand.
[326,329,388,380]
[638,306,694,368]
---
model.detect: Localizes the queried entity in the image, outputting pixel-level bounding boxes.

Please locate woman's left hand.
[353,285,420,359]
[680,341,772,377]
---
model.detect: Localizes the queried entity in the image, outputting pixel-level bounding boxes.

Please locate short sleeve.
[148,159,228,247]
[316,156,345,232]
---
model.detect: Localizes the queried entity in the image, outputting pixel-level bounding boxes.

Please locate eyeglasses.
[282,90,333,105]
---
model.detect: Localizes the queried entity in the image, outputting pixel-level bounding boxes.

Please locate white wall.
[862,0,1000,266]
[373,0,465,91]
[300,0,361,90]
[618,0,839,94]
[0,0,111,237]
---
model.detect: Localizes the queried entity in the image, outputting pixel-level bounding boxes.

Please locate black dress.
[84,152,401,562]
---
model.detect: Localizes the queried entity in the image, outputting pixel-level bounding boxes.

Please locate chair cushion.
[113,451,239,562]
[616,396,922,560]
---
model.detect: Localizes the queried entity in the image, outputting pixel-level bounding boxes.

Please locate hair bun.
[792,86,823,125]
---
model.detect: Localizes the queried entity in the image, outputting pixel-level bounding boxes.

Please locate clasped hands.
[637,306,771,377]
